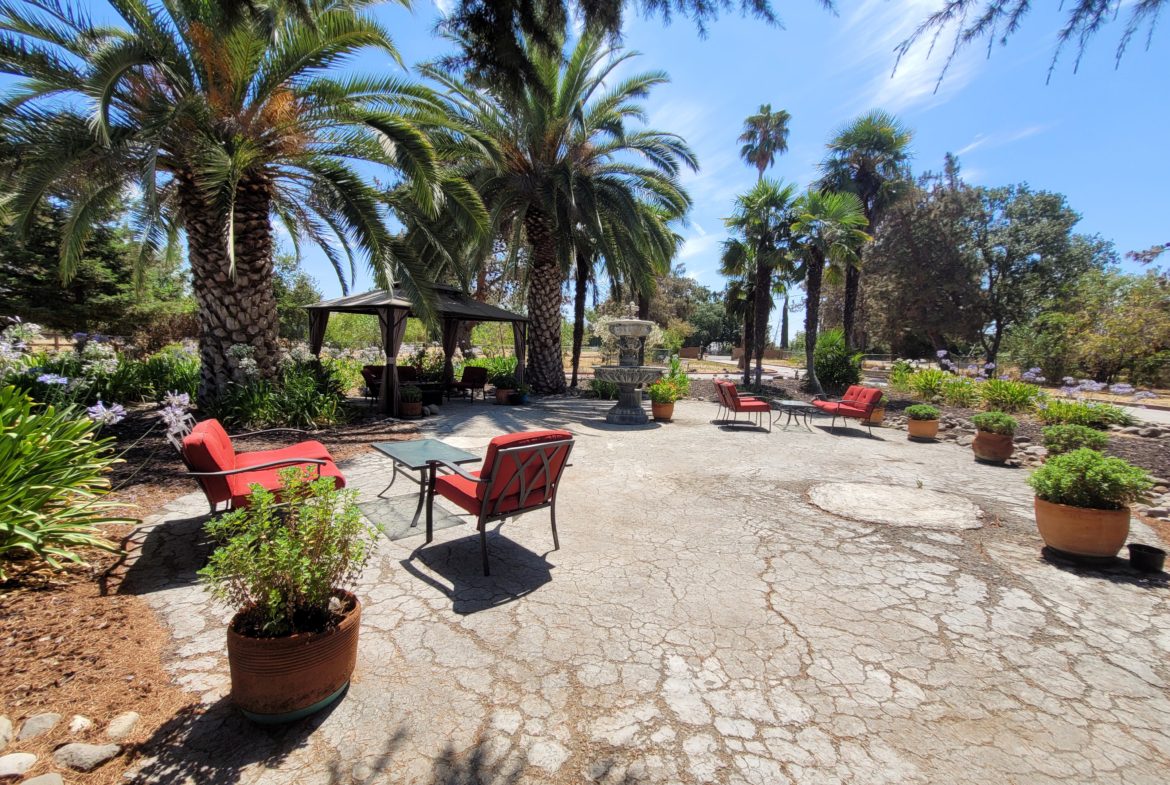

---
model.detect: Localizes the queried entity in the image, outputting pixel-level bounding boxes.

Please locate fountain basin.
[607,319,656,338]
[595,365,663,425]
[594,365,664,386]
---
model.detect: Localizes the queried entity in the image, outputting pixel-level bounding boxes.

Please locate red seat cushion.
[733,399,771,413]
[836,404,868,417]
[228,461,346,508]
[235,440,334,469]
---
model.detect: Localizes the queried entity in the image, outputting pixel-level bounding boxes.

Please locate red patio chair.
[447,366,489,403]
[176,419,346,513]
[717,381,771,432]
[713,380,763,422]
[425,430,574,575]
[812,385,883,435]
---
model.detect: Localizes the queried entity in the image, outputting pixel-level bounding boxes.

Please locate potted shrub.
[199,469,375,722]
[905,404,941,441]
[970,411,1017,464]
[399,384,423,418]
[1042,424,1107,455]
[491,372,518,404]
[1027,448,1152,560]
[866,405,886,427]
[647,378,682,422]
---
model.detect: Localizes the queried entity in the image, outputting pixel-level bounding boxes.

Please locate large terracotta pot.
[1033,497,1130,559]
[495,388,515,404]
[399,401,422,418]
[866,407,886,426]
[907,418,939,441]
[652,401,675,422]
[227,590,361,723]
[972,430,1014,463]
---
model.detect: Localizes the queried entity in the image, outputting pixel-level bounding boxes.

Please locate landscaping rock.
[1024,445,1049,457]
[0,752,36,778]
[105,712,140,742]
[1153,485,1169,495]
[1121,426,1142,434]
[18,713,60,741]
[0,716,11,752]
[1139,427,1161,438]
[1146,508,1170,520]
[1014,436,1031,443]
[52,743,120,772]
[68,715,94,734]
[956,434,974,446]
[21,774,65,785]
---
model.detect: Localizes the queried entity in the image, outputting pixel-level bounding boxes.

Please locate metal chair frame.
[426,437,575,576]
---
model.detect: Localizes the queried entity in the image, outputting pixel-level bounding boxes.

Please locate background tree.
[819,110,912,350]
[720,239,756,384]
[273,255,323,342]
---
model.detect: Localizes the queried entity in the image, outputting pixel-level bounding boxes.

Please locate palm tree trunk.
[523,211,567,394]
[803,253,824,395]
[780,293,789,350]
[753,257,771,387]
[570,254,589,387]
[181,177,279,405]
[741,300,754,386]
[842,264,860,351]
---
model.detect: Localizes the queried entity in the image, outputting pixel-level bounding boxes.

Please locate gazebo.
[305,284,528,415]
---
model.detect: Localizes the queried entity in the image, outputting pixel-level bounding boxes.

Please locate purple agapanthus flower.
[998,374,1011,380]
[1133,391,1157,402]
[160,403,191,434]
[1110,383,1135,395]
[936,349,949,358]
[36,373,69,385]
[984,362,996,370]
[163,390,191,408]
[87,400,126,425]
[72,331,89,341]
[1062,376,1076,385]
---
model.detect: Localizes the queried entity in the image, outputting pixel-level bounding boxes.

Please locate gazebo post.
[378,306,409,416]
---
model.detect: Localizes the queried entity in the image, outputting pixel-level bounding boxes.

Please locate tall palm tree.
[819,110,912,350]
[427,31,695,393]
[0,0,464,403]
[719,238,755,385]
[739,104,791,182]
[791,190,869,395]
[725,178,797,386]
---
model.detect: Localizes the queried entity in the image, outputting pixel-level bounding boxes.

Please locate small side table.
[371,439,480,529]
[774,399,816,430]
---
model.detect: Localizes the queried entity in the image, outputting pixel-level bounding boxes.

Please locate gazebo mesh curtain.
[378,307,410,415]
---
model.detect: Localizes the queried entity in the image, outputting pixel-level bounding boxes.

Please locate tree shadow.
[1040,547,1169,589]
[813,425,885,440]
[102,513,212,596]
[401,525,554,614]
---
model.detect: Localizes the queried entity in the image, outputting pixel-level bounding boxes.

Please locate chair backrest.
[480,430,574,514]
[461,366,489,386]
[854,387,883,414]
[722,382,742,405]
[361,365,383,385]
[396,365,418,383]
[180,419,238,503]
[841,385,865,403]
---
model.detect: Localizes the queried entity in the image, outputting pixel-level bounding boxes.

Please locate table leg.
[377,460,404,498]
[409,464,428,529]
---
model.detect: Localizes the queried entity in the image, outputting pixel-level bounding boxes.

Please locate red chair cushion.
[235,440,334,469]
[855,387,883,410]
[182,420,238,504]
[733,399,771,413]
[228,462,346,509]
[836,404,869,417]
[841,385,864,402]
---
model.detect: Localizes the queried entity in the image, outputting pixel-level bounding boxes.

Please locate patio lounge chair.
[425,430,574,576]
[812,385,883,435]
[447,366,489,403]
[175,418,346,513]
[361,364,382,402]
[716,381,771,432]
[713,379,763,422]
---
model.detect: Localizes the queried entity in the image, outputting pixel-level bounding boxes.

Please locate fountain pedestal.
[593,319,664,425]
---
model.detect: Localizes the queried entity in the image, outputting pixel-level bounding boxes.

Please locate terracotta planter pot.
[1033,497,1130,559]
[399,401,422,418]
[866,407,885,426]
[907,418,939,441]
[227,590,361,724]
[651,401,675,421]
[972,430,1014,463]
[495,388,515,404]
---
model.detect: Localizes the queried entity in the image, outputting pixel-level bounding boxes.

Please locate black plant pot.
[507,392,523,405]
[1128,543,1166,573]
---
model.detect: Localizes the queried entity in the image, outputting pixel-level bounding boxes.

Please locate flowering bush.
[1036,399,1134,429]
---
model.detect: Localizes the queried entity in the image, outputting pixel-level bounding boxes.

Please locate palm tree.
[427,31,695,393]
[719,239,753,384]
[739,104,791,182]
[0,0,464,404]
[820,110,912,350]
[725,179,797,386]
[790,190,869,395]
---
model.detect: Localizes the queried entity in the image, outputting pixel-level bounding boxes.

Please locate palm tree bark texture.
[524,212,568,393]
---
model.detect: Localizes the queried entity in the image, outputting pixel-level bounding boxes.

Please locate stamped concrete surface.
[121,400,1170,785]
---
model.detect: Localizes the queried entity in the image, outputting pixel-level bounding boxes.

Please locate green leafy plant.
[905,404,940,421]
[399,385,423,403]
[199,469,375,637]
[589,379,619,400]
[908,368,948,401]
[1028,449,1151,510]
[1042,424,1109,455]
[971,411,1017,435]
[941,376,981,407]
[0,386,125,580]
[812,328,862,394]
[490,373,519,389]
[888,359,917,391]
[979,378,1042,412]
[460,356,518,380]
[647,377,684,404]
[1037,399,1134,429]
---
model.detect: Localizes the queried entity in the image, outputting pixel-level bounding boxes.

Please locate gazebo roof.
[306,284,527,323]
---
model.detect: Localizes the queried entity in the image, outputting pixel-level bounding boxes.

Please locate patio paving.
[121,399,1170,784]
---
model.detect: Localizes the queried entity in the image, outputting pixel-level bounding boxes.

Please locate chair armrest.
[230,427,312,439]
[426,458,484,483]
[188,458,327,477]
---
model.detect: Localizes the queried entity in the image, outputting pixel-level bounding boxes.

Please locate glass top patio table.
[371,438,479,470]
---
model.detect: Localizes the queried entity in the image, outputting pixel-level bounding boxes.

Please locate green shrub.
[908,368,948,401]
[490,372,518,389]
[459,355,517,380]
[971,411,1017,435]
[199,469,375,637]
[399,384,422,403]
[589,378,618,400]
[979,378,1042,412]
[0,386,125,580]
[1037,399,1134,429]
[1042,424,1109,455]
[1027,449,1151,510]
[941,376,981,407]
[905,404,940,420]
[888,359,916,391]
[813,329,862,394]
[141,346,200,401]
[205,359,348,429]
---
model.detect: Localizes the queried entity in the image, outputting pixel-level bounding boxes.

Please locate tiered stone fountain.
[593,319,665,425]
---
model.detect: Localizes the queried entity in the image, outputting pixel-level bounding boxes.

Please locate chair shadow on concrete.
[1040,547,1169,589]
[101,513,213,597]
[814,424,886,440]
[401,526,554,614]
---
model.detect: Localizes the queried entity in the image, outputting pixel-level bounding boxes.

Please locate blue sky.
[308,0,1170,307]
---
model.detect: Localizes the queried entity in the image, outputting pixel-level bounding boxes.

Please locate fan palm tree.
[426,30,695,393]
[790,190,869,395]
[719,238,755,385]
[725,179,797,386]
[819,110,912,350]
[0,0,466,403]
[739,104,791,183]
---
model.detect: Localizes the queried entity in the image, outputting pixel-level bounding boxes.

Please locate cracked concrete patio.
[121,399,1170,784]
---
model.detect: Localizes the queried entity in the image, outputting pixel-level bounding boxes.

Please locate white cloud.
[956,124,1050,156]
[432,0,454,17]
[678,232,721,261]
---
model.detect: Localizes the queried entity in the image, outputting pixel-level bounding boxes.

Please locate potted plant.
[399,384,423,418]
[866,405,886,426]
[512,383,531,405]
[905,404,940,441]
[970,411,1017,464]
[647,378,683,421]
[199,469,375,722]
[491,372,518,404]
[1027,448,1152,559]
